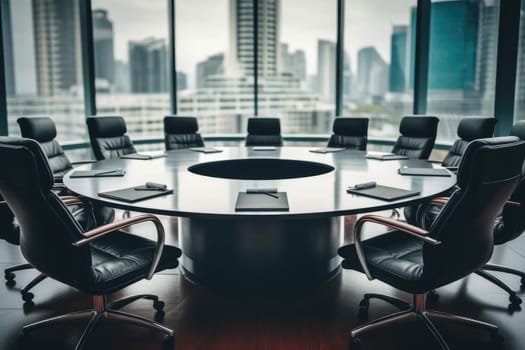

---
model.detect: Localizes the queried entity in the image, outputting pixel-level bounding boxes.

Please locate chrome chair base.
[351,293,501,350]
[21,294,173,350]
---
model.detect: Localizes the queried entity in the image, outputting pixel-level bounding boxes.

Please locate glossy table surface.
[64,147,456,218]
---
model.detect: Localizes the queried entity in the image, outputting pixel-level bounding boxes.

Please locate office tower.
[196,53,224,88]
[177,71,187,91]
[389,25,408,93]
[229,0,279,77]
[113,59,130,93]
[343,52,352,98]
[356,47,388,99]
[1,0,15,96]
[317,39,336,101]
[280,43,306,82]
[92,9,114,86]
[128,38,168,93]
[32,0,81,96]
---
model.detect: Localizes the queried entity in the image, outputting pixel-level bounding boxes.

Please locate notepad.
[189,147,223,154]
[398,167,451,177]
[347,184,419,201]
[99,186,173,203]
[235,192,289,211]
[309,147,346,154]
[366,153,409,161]
[69,169,126,178]
[120,152,166,160]
[252,146,277,151]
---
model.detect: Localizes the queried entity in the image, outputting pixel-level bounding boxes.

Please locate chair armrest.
[72,214,166,280]
[431,197,450,205]
[71,160,97,166]
[353,214,440,281]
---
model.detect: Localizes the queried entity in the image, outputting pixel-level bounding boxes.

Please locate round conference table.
[64,147,456,290]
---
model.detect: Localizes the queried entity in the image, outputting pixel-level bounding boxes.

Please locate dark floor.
[1,215,525,350]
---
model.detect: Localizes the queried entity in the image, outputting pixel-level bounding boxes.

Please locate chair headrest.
[399,116,439,138]
[510,121,525,141]
[457,117,496,141]
[0,137,54,190]
[333,118,369,136]
[17,116,57,142]
[247,117,281,135]
[164,116,199,134]
[87,116,127,138]
[457,136,525,189]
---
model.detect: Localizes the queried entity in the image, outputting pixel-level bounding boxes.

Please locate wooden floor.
[1,215,525,350]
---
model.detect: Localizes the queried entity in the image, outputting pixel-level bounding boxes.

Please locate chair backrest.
[87,116,136,160]
[163,116,205,150]
[441,117,496,167]
[17,116,73,176]
[423,136,525,288]
[391,116,439,159]
[245,117,283,147]
[0,137,94,289]
[327,117,369,150]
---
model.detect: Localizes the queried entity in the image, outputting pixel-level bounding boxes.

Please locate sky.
[10,0,416,93]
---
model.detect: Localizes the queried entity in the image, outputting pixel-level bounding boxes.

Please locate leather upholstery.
[164,116,205,150]
[391,116,439,159]
[18,117,73,177]
[441,117,496,167]
[245,117,283,147]
[0,137,181,295]
[339,136,525,293]
[87,116,136,160]
[327,117,368,150]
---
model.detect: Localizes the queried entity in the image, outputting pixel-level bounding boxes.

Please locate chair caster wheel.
[153,300,165,311]
[5,271,15,282]
[358,299,369,321]
[21,292,34,302]
[350,337,362,350]
[509,294,522,306]
[426,290,439,303]
[163,335,175,348]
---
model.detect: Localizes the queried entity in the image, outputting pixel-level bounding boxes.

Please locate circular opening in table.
[188,158,334,180]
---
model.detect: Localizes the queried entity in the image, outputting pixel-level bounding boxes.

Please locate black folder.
[189,147,223,154]
[235,192,289,211]
[70,169,126,178]
[347,184,420,201]
[99,186,173,203]
[120,152,165,160]
[309,147,346,154]
[398,167,451,177]
[366,153,409,161]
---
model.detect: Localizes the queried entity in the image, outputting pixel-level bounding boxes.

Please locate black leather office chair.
[391,116,439,159]
[327,117,368,150]
[338,136,525,349]
[86,116,137,160]
[245,117,283,147]
[0,137,181,349]
[164,115,205,150]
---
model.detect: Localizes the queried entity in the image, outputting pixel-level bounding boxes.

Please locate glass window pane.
[514,1,525,122]
[177,0,254,135]
[344,0,415,141]
[427,0,499,142]
[2,0,87,141]
[258,0,336,134]
[92,0,170,140]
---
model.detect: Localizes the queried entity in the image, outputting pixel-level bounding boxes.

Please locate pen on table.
[94,170,119,176]
[349,181,377,190]
[246,188,279,199]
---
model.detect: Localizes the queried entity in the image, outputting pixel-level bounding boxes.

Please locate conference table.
[63,147,456,290]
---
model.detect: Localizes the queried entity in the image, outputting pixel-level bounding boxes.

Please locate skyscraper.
[1,0,15,97]
[196,53,224,88]
[389,25,408,93]
[356,47,388,99]
[32,0,81,96]
[177,71,188,91]
[128,38,168,93]
[92,9,114,86]
[280,43,306,82]
[229,0,279,77]
[316,39,336,101]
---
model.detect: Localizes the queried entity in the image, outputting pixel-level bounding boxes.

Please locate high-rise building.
[229,0,279,77]
[177,71,188,91]
[128,38,168,93]
[316,39,336,102]
[32,0,81,96]
[356,47,388,99]
[1,0,15,97]
[196,53,224,88]
[389,25,408,93]
[280,43,306,82]
[92,9,114,86]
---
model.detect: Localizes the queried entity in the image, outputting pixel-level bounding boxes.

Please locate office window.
[344,0,415,141]
[91,0,170,140]
[177,0,254,135]
[427,0,499,142]
[257,0,336,134]
[514,0,525,122]
[1,0,87,142]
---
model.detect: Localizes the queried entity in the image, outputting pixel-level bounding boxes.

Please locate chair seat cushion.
[89,231,181,294]
[338,231,429,293]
